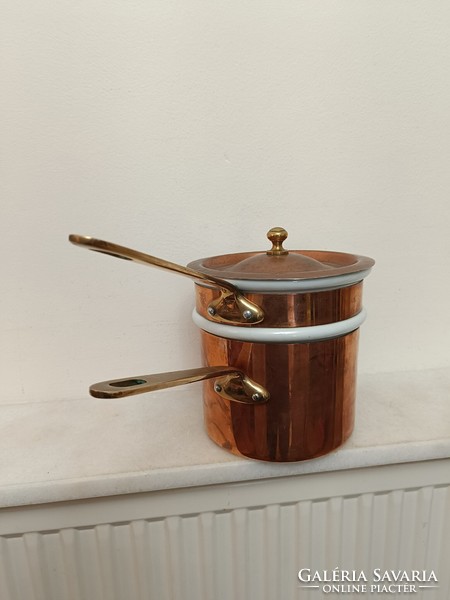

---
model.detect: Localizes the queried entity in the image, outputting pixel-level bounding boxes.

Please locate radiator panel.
[1,483,449,600]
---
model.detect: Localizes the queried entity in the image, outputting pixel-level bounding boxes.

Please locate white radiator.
[1,469,449,600]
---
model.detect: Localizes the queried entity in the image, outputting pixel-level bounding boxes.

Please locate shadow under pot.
[70,227,374,462]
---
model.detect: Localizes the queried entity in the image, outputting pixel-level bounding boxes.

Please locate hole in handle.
[109,378,148,388]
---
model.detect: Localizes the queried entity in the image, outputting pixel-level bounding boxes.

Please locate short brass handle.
[89,366,270,405]
[69,234,264,326]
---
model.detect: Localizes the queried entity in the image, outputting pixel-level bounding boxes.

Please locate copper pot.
[70,228,374,462]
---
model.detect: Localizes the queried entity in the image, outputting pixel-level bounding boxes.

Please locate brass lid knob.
[266,227,288,256]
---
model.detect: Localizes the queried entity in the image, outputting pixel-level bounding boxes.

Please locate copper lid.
[188,227,375,281]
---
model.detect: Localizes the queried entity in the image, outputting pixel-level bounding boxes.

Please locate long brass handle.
[69,234,263,326]
[89,366,270,405]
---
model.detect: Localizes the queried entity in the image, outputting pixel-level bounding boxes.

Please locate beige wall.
[2,0,450,402]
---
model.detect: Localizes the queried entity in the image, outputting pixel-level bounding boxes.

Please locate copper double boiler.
[70,228,374,462]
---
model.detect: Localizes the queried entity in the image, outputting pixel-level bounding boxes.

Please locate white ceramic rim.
[192,308,367,344]
[223,269,373,293]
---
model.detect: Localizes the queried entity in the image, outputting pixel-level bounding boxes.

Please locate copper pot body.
[194,282,363,462]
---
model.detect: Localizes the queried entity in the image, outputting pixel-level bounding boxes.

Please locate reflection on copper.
[195,283,363,328]
[198,280,364,462]
[201,330,359,462]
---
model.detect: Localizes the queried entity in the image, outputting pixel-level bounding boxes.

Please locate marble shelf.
[0,367,449,509]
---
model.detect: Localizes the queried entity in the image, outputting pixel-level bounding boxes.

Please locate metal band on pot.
[192,308,367,343]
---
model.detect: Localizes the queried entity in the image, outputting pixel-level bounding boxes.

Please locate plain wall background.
[2,0,450,403]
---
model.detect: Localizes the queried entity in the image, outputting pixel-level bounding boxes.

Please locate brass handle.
[89,366,270,405]
[69,234,264,326]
